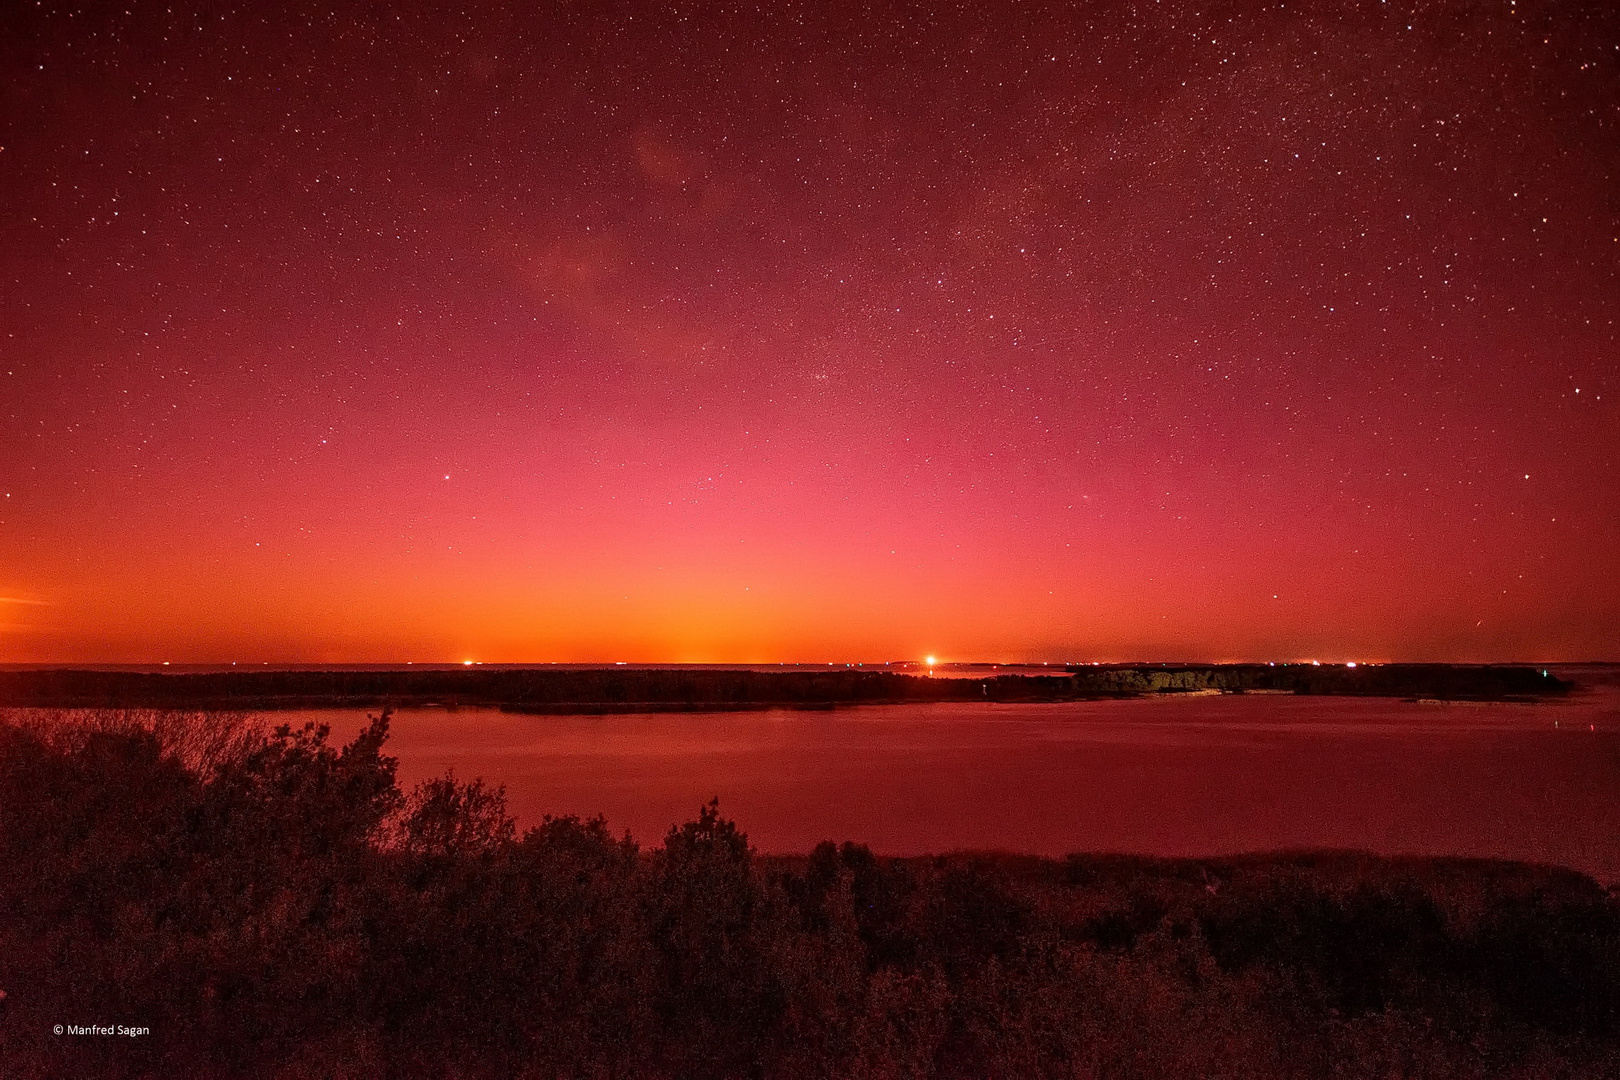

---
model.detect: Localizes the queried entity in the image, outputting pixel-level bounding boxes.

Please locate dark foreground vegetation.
[0,662,1571,711]
[3,709,1616,1079]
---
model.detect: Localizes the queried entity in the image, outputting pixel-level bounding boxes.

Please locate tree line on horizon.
[1,706,1614,1078]
[0,663,1570,711]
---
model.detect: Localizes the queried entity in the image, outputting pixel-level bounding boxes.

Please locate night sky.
[3,0,1616,664]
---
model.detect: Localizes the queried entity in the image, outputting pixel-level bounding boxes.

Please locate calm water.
[291,682,1620,882]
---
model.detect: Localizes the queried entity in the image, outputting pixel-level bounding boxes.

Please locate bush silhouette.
[1,707,1616,1078]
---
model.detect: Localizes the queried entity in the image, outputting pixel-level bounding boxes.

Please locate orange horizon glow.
[2,543,1613,668]
[5,414,1616,665]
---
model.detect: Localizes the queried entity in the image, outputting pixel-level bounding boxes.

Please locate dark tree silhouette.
[1,707,1615,1078]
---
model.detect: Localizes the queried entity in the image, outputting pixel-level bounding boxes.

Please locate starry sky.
[2,0,1616,664]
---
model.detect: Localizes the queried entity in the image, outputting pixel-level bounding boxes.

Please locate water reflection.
[285,689,1620,882]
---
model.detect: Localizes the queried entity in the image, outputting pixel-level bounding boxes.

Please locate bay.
[288,686,1620,881]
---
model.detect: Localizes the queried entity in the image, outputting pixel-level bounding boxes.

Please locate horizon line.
[2,659,1614,669]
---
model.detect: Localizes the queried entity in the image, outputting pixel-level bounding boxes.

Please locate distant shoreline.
[0,663,1574,711]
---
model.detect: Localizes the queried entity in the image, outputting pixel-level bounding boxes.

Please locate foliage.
[0,708,1615,1078]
